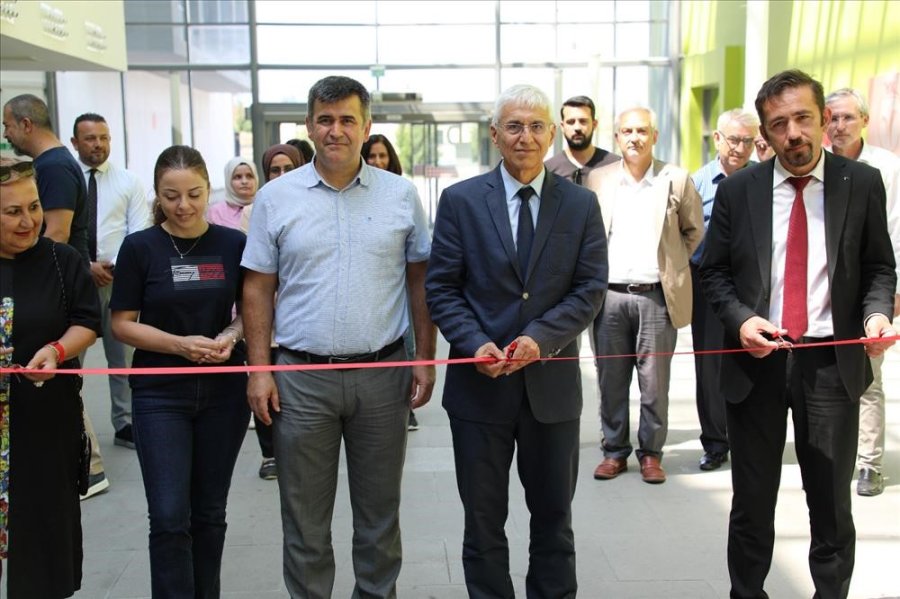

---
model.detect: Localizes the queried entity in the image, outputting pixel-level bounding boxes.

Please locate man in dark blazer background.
[700,70,896,599]
[426,84,608,598]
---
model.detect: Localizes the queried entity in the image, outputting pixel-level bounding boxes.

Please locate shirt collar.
[619,159,654,186]
[304,157,366,191]
[78,159,109,175]
[773,148,825,188]
[499,161,545,201]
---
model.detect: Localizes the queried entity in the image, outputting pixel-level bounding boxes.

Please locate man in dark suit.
[426,84,608,598]
[700,70,896,599]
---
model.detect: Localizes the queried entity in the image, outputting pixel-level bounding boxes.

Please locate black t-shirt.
[33,147,90,263]
[109,224,247,391]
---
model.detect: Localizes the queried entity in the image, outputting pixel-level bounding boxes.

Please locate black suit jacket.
[700,153,896,403]
[425,166,608,424]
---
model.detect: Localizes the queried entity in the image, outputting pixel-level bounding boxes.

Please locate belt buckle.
[328,355,352,364]
[626,283,642,294]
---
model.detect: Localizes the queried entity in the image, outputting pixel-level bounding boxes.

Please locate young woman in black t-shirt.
[110,146,249,597]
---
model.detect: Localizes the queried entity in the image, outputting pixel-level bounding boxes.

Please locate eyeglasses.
[500,122,549,136]
[0,162,35,183]
[268,165,294,176]
[572,168,583,185]
[717,131,755,149]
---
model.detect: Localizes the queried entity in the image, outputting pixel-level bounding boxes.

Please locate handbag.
[51,243,92,495]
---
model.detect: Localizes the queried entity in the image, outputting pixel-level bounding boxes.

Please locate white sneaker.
[80,472,110,501]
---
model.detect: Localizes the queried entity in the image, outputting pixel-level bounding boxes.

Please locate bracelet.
[222,327,242,345]
[44,341,66,363]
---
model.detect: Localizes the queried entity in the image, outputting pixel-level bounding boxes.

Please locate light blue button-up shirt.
[241,161,431,354]
[691,157,726,264]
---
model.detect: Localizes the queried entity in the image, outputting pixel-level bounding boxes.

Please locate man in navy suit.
[701,70,896,598]
[426,84,608,598]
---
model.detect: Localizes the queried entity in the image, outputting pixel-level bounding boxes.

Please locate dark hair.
[73,112,107,138]
[361,134,402,175]
[755,69,826,130]
[286,139,315,164]
[307,76,370,120]
[4,94,52,130]
[152,145,210,225]
[561,95,596,120]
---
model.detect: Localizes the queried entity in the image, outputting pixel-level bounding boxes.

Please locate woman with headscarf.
[206,157,258,229]
[238,143,304,480]
[238,143,304,235]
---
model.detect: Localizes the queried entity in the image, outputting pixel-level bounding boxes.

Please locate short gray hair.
[614,105,657,131]
[492,85,552,126]
[4,94,52,130]
[716,108,760,132]
[825,87,869,118]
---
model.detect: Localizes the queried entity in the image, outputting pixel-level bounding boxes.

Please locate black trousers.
[726,345,858,599]
[449,400,580,599]
[690,262,728,454]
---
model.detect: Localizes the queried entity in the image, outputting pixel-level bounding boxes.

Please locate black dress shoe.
[699,451,728,471]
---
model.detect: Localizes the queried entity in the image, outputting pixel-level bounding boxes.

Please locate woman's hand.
[205,331,238,364]
[23,345,59,383]
[175,335,222,363]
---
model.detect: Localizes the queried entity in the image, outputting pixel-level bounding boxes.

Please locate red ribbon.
[2,335,897,377]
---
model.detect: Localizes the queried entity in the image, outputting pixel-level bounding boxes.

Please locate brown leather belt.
[284,338,404,365]
[608,283,661,294]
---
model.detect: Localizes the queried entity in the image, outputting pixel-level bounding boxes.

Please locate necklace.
[165,227,205,259]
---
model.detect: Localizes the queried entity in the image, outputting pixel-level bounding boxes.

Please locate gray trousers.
[83,284,135,474]
[98,283,134,431]
[593,288,677,460]
[857,354,885,472]
[274,347,411,599]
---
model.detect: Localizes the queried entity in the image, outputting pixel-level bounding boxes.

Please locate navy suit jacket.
[700,153,896,403]
[425,166,608,424]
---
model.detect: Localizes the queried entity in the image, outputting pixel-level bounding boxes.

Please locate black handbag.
[51,243,92,495]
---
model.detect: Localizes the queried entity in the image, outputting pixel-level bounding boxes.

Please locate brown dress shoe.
[593,457,628,480]
[639,455,666,484]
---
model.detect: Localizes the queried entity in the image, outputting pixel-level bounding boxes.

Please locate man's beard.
[566,134,592,151]
[9,142,26,156]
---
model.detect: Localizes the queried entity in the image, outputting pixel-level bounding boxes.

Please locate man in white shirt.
[825,87,900,497]
[585,106,703,484]
[71,113,151,451]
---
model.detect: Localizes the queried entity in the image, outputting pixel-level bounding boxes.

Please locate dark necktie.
[87,168,98,261]
[517,186,536,276]
[783,175,812,341]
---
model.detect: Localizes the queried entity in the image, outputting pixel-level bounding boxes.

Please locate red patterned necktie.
[782,175,812,341]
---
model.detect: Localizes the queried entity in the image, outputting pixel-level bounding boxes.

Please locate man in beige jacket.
[586,106,703,484]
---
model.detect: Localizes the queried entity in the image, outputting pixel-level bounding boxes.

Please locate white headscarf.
[223,157,258,208]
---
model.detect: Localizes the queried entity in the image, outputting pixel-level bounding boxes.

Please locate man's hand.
[90,261,114,287]
[863,313,897,358]
[248,371,280,425]
[893,293,900,318]
[409,364,435,409]
[501,335,540,375]
[738,316,786,359]
[474,342,506,378]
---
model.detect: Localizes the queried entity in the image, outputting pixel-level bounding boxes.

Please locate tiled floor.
[24,330,900,598]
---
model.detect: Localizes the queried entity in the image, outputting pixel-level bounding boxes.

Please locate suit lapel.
[749,162,774,296]
[527,173,562,280]
[823,153,850,283]
[484,167,522,281]
[651,159,669,242]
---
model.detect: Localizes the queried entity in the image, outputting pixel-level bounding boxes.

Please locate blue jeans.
[132,375,249,599]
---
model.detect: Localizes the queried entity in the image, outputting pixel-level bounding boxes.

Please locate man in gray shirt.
[241,76,435,598]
